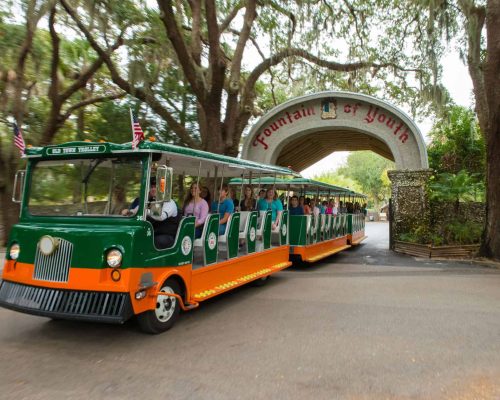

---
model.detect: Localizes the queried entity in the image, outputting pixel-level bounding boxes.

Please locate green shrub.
[399,219,481,246]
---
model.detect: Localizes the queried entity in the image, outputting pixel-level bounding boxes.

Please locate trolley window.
[28,156,144,217]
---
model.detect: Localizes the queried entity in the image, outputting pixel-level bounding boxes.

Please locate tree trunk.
[481,128,500,259]
[0,156,21,246]
[481,0,500,260]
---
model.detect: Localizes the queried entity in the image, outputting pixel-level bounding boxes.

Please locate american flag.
[129,108,145,149]
[13,123,26,156]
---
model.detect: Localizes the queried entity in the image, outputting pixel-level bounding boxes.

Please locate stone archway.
[242,91,432,247]
[242,91,428,170]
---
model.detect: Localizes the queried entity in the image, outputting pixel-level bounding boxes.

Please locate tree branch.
[228,0,256,93]
[187,0,202,64]
[59,34,123,103]
[60,0,200,149]
[60,93,125,122]
[244,48,421,95]
[157,0,205,101]
[205,0,226,105]
[48,5,60,109]
[219,1,245,32]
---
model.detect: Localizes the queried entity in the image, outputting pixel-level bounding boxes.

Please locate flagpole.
[129,108,135,150]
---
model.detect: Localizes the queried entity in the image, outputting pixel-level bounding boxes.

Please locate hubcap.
[155,286,176,322]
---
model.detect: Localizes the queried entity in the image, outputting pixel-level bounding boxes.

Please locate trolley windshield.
[28,156,144,217]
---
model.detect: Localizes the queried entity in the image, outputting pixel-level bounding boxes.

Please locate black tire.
[137,279,181,334]
[252,275,270,287]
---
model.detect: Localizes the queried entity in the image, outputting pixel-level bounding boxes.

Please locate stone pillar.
[388,169,433,249]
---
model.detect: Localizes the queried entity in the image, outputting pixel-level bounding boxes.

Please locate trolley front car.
[0,141,297,333]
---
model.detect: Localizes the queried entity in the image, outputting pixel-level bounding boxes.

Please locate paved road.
[0,223,499,399]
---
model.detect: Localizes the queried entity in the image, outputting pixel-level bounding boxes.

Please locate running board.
[304,245,351,263]
[193,261,291,301]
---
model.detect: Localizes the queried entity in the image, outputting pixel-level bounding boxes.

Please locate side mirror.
[12,170,26,204]
[156,166,173,202]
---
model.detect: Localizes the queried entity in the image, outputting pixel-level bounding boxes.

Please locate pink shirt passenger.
[184,198,209,227]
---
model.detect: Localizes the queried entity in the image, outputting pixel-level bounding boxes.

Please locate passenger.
[122,178,157,216]
[257,187,283,230]
[320,201,327,214]
[211,185,234,235]
[299,196,311,215]
[310,198,320,216]
[229,187,239,209]
[331,200,338,216]
[298,196,306,214]
[288,195,304,216]
[258,189,266,200]
[183,182,209,239]
[239,185,256,211]
[200,186,211,207]
[110,185,127,215]
[145,179,180,249]
[325,200,333,215]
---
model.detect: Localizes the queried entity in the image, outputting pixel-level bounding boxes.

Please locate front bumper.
[0,280,133,324]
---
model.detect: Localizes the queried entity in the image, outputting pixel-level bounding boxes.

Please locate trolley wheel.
[252,275,270,287]
[137,279,181,334]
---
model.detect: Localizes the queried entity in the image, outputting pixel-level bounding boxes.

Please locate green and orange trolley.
[0,141,299,333]
[0,140,366,333]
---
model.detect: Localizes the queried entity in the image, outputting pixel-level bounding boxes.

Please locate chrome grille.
[0,281,129,320]
[33,238,73,282]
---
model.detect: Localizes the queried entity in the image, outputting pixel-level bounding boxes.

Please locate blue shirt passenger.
[288,196,304,216]
[257,188,283,230]
[212,186,234,235]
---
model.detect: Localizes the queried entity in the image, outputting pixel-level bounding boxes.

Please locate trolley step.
[304,244,351,263]
[351,235,368,245]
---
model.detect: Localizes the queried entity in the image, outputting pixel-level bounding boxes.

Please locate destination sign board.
[45,144,108,156]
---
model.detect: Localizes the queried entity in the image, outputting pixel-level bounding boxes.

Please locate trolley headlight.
[9,243,20,260]
[106,249,122,268]
[39,235,59,256]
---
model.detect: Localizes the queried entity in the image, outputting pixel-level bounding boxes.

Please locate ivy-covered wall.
[430,201,485,228]
[388,169,485,246]
[388,169,433,247]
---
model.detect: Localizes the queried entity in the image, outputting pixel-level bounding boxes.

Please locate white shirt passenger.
[148,199,178,221]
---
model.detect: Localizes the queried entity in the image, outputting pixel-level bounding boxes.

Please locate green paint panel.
[7,216,196,269]
[246,212,258,253]
[347,214,365,235]
[289,215,307,246]
[227,213,240,259]
[316,216,322,242]
[203,214,220,265]
[326,215,332,239]
[262,211,272,250]
[348,214,353,235]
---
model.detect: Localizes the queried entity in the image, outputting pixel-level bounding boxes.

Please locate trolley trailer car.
[229,177,367,264]
[0,141,298,333]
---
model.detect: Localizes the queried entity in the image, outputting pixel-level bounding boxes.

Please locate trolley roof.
[229,177,366,198]
[25,140,299,178]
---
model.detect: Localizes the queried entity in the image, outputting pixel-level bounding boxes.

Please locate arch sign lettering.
[242,91,428,171]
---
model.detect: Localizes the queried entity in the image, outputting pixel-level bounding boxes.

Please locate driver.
[123,178,180,249]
